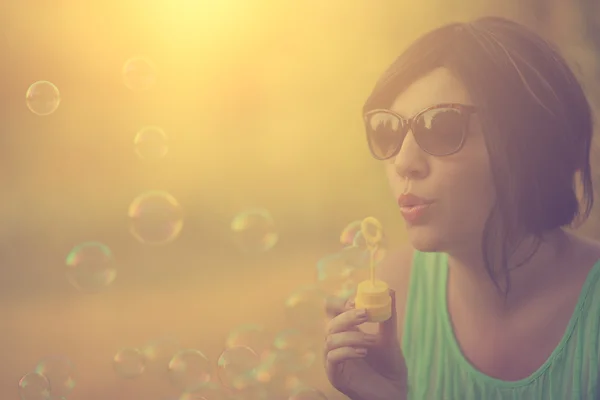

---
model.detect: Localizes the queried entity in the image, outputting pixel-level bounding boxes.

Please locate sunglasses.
[363,103,477,159]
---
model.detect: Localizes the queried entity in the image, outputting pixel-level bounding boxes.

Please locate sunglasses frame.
[363,103,478,159]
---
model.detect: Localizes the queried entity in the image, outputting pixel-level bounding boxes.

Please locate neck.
[446,229,571,317]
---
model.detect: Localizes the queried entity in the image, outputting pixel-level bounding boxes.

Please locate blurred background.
[1,0,600,399]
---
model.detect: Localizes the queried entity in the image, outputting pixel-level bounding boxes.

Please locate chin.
[405,224,444,253]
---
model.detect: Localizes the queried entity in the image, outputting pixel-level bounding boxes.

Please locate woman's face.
[385,67,496,253]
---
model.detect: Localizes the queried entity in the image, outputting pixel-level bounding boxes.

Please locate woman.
[324,16,600,400]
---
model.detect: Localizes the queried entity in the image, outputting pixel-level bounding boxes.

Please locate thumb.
[379,288,398,344]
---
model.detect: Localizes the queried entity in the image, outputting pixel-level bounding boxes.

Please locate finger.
[324,296,348,318]
[380,288,398,342]
[325,296,356,318]
[325,331,378,353]
[326,347,368,366]
[327,308,369,335]
[345,297,355,310]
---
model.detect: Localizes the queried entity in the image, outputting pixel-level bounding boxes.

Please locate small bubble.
[272,329,316,373]
[284,285,326,335]
[251,349,290,388]
[18,372,50,400]
[142,336,181,372]
[247,354,305,398]
[340,220,387,266]
[339,240,386,269]
[122,56,157,91]
[168,349,211,391]
[260,372,305,398]
[231,209,278,254]
[128,191,184,245]
[352,230,367,248]
[134,126,169,160]
[217,346,261,390]
[34,356,76,398]
[65,242,116,293]
[339,220,362,247]
[225,324,272,359]
[316,253,357,298]
[26,81,60,116]
[113,347,146,379]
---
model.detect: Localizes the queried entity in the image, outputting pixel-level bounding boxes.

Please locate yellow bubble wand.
[353,217,392,322]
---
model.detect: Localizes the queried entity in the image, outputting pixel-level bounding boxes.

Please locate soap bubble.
[142,336,181,372]
[261,373,305,398]
[353,231,387,266]
[340,219,387,267]
[352,230,368,248]
[134,126,169,160]
[65,242,117,293]
[225,324,272,359]
[113,347,146,378]
[288,388,328,400]
[316,253,359,299]
[284,285,326,335]
[272,329,316,373]
[217,346,261,390]
[339,220,362,247]
[354,218,386,256]
[250,349,289,388]
[128,191,184,245]
[122,56,157,91]
[18,372,50,400]
[34,356,76,398]
[26,81,60,116]
[168,349,211,391]
[231,209,278,254]
[252,354,306,398]
[179,382,229,400]
[339,238,385,269]
[250,350,278,384]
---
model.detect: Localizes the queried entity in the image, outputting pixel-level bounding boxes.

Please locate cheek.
[433,159,495,227]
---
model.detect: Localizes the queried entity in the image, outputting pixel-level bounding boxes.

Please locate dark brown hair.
[363,16,594,295]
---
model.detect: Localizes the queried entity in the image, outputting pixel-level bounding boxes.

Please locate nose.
[392,130,429,180]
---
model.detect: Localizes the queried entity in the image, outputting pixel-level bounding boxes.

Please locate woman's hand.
[323,291,408,400]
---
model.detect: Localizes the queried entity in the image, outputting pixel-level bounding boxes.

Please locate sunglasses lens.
[414,108,466,155]
[366,112,404,159]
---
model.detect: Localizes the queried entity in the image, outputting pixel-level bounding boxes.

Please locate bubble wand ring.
[361,217,383,247]
[360,217,382,284]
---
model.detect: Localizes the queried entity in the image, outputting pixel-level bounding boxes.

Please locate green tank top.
[401,251,600,399]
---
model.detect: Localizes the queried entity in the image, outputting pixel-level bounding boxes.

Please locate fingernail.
[355,348,368,356]
[356,309,367,319]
